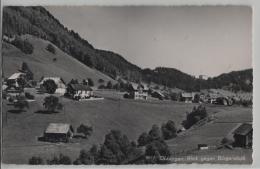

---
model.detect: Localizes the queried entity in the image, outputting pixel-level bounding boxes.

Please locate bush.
[106,81,112,89]
[12,37,34,54]
[46,44,56,54]
[73,149,95,165]
[148,124,162,141]
[47,154,71,165]
[25,92,35,100]
[145,140,171,163]
[21,62,34,80]
[161,120,177,140]
[183,105,208,129]
[28,156,44,165]
[42,79,57,94]
[98,84,106,89]
[88,78,94,87]
[98,79,105,83]
[43,95,63,113]
[138,132,151,146]
[77,124,93,139]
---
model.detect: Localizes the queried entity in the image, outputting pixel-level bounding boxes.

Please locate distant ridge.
[2,6,253,92]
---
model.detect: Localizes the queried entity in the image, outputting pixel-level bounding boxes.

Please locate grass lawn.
[2,90,252,164]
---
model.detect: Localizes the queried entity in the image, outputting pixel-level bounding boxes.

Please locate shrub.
[73,149,95,165]
[42,79,57,94]
[106,81,112,89]
[14,96,29,111]
[98,79,105,83]
[148,124,162,141]
[161,120,177,140]
[21,62,34,80]
[98,84,106,89]
[43,95,63,113]
[47,154,71,165]
[25,92,35,100]
[88,78,94,87]
[145,140,171,163]
[28,156,44,165]
[53,58,57,62]
[183,105,208,129]
[12,37,34,54]
[77,124,93,139]
[138,132,151,146]
[46,44,56,54]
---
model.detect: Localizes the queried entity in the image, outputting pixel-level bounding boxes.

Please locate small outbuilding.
[43,123,74,143]
[233,123,252,148]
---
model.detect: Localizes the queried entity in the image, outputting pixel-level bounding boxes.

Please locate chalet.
[233,123,252,148]
[180,92,195,103]
[129,83,149,100]
[7,72,26,88]
[43,123,74,143]
[40,77,66,94]
[66,84,93,100]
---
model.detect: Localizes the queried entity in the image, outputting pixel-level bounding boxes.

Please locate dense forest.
[2,6,253,92]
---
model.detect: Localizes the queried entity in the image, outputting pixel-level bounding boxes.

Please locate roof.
[8,73,25,80]
[181,92,193,98]
[70,84,93,91]
[233,123,252,136]
[130,82,149,91]
[152,89,165,97]
[45,123,72,134]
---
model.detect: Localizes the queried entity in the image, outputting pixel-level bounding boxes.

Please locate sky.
[46,6,252,77]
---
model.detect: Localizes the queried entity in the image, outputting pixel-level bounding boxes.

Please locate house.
[180,92,195,103]
[233,123,252,148]
[7,72,26,88]
[129,83,149,100]
[40,77,66,94]
[66,84,93,100]
[43,123,74,143]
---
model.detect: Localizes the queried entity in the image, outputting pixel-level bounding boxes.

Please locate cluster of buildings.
[2,72,95,101]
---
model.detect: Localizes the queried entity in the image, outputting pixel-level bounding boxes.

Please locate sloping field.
[2,35,115,85]
[2,89,252,164]
[166,104,252,164]
[2,92,199,164]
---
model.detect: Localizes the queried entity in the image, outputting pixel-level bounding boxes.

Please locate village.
[2,62,253,164]
[1,6,253,165]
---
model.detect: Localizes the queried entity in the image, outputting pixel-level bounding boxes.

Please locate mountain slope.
[3,6,142,81]
[2,34,116,84]
[2,6,253,92]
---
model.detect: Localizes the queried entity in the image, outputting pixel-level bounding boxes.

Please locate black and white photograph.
[1,4,254,165]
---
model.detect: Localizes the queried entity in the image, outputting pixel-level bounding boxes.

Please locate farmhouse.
[180,92,195,103]
[7,72,26,88]
[43,123,74,143]
[233,123,252,148]
[66,84,93,100]
[129,83,149,100]
[40,77,66,94]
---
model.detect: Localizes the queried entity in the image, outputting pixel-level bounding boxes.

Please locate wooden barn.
[43,123,74,143]
[233,123,252,148]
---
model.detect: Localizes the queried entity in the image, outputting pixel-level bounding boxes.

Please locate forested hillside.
[2,6,253,92]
